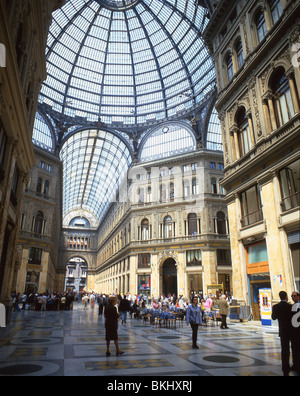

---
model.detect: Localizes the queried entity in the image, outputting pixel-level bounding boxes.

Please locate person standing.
[90,293,96,309]
[219,295,229,329]
[98,294,104,316]
[186,297,202,349]
[291,291,300,375]
[105,296,124,357]
[119,295,131,324]
[82,294,89,310]
[272,291,292,376]
[41,293,48,311]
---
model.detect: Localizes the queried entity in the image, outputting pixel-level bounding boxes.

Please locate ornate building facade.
[0,0,64,314]
[203,0,300,318]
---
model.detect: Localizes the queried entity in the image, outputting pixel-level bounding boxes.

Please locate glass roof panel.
[206,108,223,151]
[39,0,215,125]
[140,124,196,162]
[60,129,132,224]
[32,111,54,152]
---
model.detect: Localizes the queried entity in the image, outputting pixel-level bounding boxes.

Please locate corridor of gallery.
[0,302,291,377]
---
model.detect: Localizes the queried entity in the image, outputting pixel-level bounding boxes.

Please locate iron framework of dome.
[39,0,215,127]
[33,0,221,226]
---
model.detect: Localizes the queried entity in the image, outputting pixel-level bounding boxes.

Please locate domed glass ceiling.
[39,0,215,126]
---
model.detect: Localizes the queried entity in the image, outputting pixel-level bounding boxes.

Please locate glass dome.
[39,0,215,127]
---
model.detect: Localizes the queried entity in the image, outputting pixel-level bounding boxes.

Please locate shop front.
[138,274,151,297]
[245,241,271,321]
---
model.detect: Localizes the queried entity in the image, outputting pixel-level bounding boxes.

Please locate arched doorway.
[162,258,177,296]
[65,257,88,293]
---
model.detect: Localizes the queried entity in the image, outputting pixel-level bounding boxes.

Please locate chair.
[166,312,176,329]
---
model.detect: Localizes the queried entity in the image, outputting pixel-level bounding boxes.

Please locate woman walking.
[186,297,202,349]
[105,296,125,357]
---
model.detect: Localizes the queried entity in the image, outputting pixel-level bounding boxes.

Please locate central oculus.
[96,0,141,11]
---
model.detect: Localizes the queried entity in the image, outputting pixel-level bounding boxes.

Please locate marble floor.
[0,303,294,377]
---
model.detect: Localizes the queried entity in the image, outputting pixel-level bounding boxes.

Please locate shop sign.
[259,288,272,326]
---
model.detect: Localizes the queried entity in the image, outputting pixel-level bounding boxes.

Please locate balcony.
[280,192,300,212]
[241,208,263,228]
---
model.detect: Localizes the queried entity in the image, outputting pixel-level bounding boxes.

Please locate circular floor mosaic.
[0,361,60,376]
[188,353,255,368]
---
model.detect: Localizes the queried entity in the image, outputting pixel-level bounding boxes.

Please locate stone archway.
[161,258,177,296]
[65,256,88,293]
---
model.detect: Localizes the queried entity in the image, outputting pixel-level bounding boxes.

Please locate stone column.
[15,247,29,293]
[247,112,256,147]
[267,93,277,131]
[150,254,159,299]
[287,71,300,113]
[202,249,217,294]
[39,251,50,293]
[227,194,248,304]
[259,174,294,299]
[233,129,240,160]
[129,255,138,295]
[263,98,272,135]
[177,251,186,297]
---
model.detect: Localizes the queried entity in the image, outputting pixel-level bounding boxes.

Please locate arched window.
[211,178,217,194]
[217,211,226,235]
[219,179,225,195]
[33,211,45,235]
[36,177,42,194]
[192,178,199,195]
[183,179,190,197]
[170,182,175,202]
[43,180,49,196]
[235,38,244,68]
[271,68,295,127]
[138,187,144,204]
[141,219,149,240]
[255,10,267,43]
[164,216,173,239]
[146,186,152,203]
[140,124,196,162]
[236,107,251,157]
[269,0,282,24]
[225,53,234,81]
[188,213,197,236]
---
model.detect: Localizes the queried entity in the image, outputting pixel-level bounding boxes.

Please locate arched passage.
[161,258,177,296]
[64,257,88,293]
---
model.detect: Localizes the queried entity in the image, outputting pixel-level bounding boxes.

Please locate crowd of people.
[11,290,230,318]
[10,288,299,375]
[11,291,76,311]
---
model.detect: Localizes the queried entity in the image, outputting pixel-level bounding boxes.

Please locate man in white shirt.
[41,294,48,311]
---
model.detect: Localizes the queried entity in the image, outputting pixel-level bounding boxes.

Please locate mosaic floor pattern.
[0,303,294,377]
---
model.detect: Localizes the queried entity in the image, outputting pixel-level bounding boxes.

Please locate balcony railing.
[241,208,263,227]
[280,192,300,212]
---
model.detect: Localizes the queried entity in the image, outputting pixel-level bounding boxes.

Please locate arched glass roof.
[60,129,132,224]
[39,0,215,126]
[140,123,196,162]
[32,111,55,152]
[206,108,223,151]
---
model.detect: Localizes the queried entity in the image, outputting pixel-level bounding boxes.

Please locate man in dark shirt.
[291,291,300,375]
[272,291,292,376]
